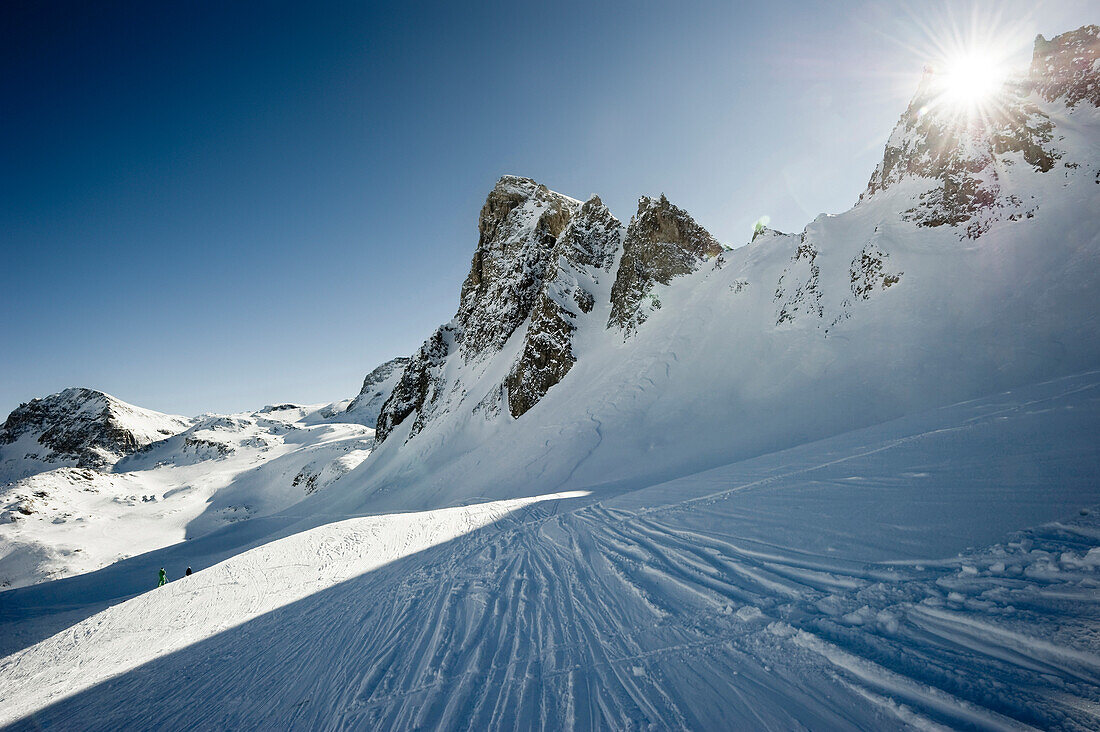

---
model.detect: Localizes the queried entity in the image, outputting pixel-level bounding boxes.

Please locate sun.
[891,6,1031,121]
[936,51,1007,108]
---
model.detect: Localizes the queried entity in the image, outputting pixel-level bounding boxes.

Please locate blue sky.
[2,0,1095,417]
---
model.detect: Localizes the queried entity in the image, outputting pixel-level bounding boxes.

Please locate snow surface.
[0,389,191,483]
[1,372,1098,729]
[0,404,375,590]
[1,35,1098,729]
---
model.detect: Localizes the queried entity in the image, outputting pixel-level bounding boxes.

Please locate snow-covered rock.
[457,175,580,358]
[343,357,410,428]
[0,388,191,481]
[861,72,1057,239]
[608,194,722,333]
[1030,24,1100,107]
[506,195,621,417]
[377,176,585,441]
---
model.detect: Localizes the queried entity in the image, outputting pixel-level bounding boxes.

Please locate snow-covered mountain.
[334,25,1100,519]
[0,388,191,482]
[1,25,1099,730]
[0,385,408,589]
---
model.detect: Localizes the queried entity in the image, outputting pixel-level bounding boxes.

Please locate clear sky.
[2,0,1095,418]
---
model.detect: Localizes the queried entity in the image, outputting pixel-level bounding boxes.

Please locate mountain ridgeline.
[1,26,1098,591]
[374,25,1100,444]
[373,179,731,441]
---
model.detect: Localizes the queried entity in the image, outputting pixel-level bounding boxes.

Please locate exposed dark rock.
[506,196,622,418]
[775,237,823,325]
[456,176,579,358]
[1030,26,1100,108]
[377,177,582,442]
[608,195,722,334]
[376,325,456,442]
[850,240,902,300]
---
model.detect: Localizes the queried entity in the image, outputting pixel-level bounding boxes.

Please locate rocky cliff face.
[608,195,722,334]
[376,325,456,442]
[343,357,410,428]
[861,75,1059,239]
[377,184,726,440]
[377,177,588,441]
[456,176,580,358]
[0,389,191,479]
[1030,25,1100,107]
[861,27,1100,240]
[505,196,622,418]
[378,187,722,440]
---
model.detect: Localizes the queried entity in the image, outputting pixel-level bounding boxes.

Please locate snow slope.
[0,403,376,590]
[343,29,1100,520]
[1,371,1098,729]
[1,26,1098,730]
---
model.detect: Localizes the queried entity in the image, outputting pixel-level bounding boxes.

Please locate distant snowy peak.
[0,388,191,480]
[861,27,1098,239]
[608,194,721,333]
[343,357,411,427]
[1030,25,1100,107]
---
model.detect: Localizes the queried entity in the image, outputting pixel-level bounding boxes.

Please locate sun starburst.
[935,51,1008,110]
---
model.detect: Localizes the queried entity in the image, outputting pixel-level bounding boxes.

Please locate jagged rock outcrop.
[775,237,823,326]
[1030,25,1100,107]
[456,176,580,358]
[343,357,411,428]
[0,388,191,477]
[853,25,1100,240]
[860,64,1061,238]
[505,196,622,418]
[608,195,722,334]
[849,240,902,301]
[376,326,455,442]
[377,177,584,442]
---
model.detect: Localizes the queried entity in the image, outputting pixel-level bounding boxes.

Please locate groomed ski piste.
[1,371,1099,730]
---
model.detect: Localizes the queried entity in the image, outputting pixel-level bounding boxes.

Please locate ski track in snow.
[2,374,1100,730]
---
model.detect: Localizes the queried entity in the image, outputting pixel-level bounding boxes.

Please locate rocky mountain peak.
[505,195,623,418]
[860,50,1064,238]
[1030,25,1100,107]
[607,194,721,333]
[377,177,584,443]
[0,388,191,478]
[456,176,581,358]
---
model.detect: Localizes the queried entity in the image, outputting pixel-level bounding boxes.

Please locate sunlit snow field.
[2,372,1098,729]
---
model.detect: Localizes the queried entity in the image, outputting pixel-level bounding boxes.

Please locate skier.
[158,567,167,587]
[185,566,192,576]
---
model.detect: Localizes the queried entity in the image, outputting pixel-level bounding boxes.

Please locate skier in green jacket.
[158,568,167,587]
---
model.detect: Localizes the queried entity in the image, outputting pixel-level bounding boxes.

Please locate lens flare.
[937,52,1006,108]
